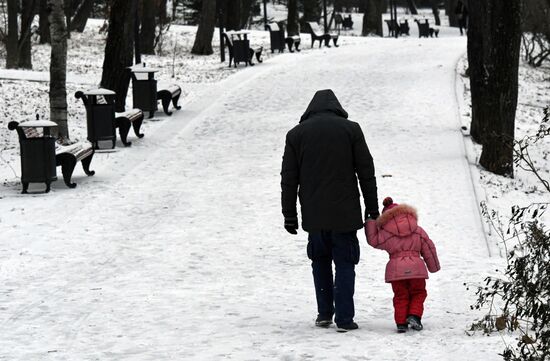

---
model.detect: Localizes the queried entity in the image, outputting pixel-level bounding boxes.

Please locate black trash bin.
[130,63,159,119]
[75,88,116,150]
[7,118,58,194]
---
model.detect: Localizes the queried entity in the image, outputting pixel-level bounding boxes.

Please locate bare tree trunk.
[302,0,321,23]
[100,0,138,112]
[226,0,241,30]
[70,0,94,32]
[287,0,299,35]
[240,0,254,28]
[39,0,51,43]
[467,0,487,143]
[478,0,521,176]
[405,0,418,14]
[64,0,72,38]
[6,0,19,68]
[48,0,68,138]
[430,0,440,25]
[140,0,156,54]
[191,0,216,54]
[18,0,37,69]
[362,0,384,36]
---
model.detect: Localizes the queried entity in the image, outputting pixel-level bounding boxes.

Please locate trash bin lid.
[19,120,58,128]
[82,88,116,96]
[129,63,160,73]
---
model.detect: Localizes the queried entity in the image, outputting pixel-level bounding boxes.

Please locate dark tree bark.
[405,0,418,14]
[100,0,138,112]
[362,0,384,36]
[302,0,321,23]
[467,0,488,143]
[191,0,216,54]
[64,0,72,38]
[287,0,299,35]
[430,0,440,25]
[334,0,343,12]
[226,0,241,30]
[240,0,254,28]
[446,0,459,27]
[478,0,522,176]
[48,0,68,138]
[70,0,94,32]
[140,0,156,54]
[39,0,51,43]
[18,0,38,69]
[6,0,19,68]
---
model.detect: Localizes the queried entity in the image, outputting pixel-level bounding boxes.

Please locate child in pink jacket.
[365,197,440,333]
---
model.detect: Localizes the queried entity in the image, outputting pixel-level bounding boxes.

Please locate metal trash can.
[75,88,116,150]
[7,118,58,194]
[130,63,159,118]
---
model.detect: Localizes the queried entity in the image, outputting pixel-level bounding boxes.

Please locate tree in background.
[48,0,69,137]
[521,0,550,67]
[226,0,241,29]
[362,0,384,36]
[6,0,37,69]
[140,0,157,54]
[39,0,51,43]
[301,0,321,31]
[100,0,138,112]
[287,0,299,35]
[468,0,522,176]
[191,0,216,54]
[70,0,95,32]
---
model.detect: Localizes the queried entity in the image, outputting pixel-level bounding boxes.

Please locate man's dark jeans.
[307,231,360,326]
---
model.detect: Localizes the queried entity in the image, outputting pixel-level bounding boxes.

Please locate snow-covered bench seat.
[157,83,182,116]
[307,21,339,48]
[115,109,145,146]
[75,91,144,147]
[8,121,95,191]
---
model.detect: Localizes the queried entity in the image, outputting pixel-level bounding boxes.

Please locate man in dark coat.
[280,89,379,332]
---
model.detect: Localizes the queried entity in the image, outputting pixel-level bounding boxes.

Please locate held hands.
[284,217,299,234]
[365,210,380,221]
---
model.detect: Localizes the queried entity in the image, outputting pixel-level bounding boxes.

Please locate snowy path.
[1,37,504,360]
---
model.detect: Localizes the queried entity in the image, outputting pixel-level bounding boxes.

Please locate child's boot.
[396,324,408,333]
[406,315,423,331]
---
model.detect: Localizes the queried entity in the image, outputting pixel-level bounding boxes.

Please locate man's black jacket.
[280,89,378,233]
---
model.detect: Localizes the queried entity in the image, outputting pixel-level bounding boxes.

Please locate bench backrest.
[268,23,280,32]
[307,22,323,36]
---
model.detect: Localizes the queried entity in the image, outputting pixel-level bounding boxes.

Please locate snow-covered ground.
[1,15,544,361]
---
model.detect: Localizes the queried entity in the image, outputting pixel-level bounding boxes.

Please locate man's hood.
[300,89,349,122]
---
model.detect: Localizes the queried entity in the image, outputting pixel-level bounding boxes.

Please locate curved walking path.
[0,37,504,360]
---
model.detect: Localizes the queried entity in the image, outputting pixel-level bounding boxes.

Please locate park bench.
[342,15,353,30]
[267,23,301,53]
[385,19,400,36]
[8,121,95,191]
[307,21,339,48]
[399,19,410,35]
[157,83,182,116]
[415,19,439,38]
[223,32,263,68]
[75,91,144,147]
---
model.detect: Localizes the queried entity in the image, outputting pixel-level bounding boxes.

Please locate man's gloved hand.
[284,217,298,234]
[365,210,380,220]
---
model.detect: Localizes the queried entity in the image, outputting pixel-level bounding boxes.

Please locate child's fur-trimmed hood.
[376,204,419,236]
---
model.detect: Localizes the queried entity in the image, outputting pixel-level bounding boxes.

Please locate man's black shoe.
[336,322,358,332]
[315,315,333,328]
